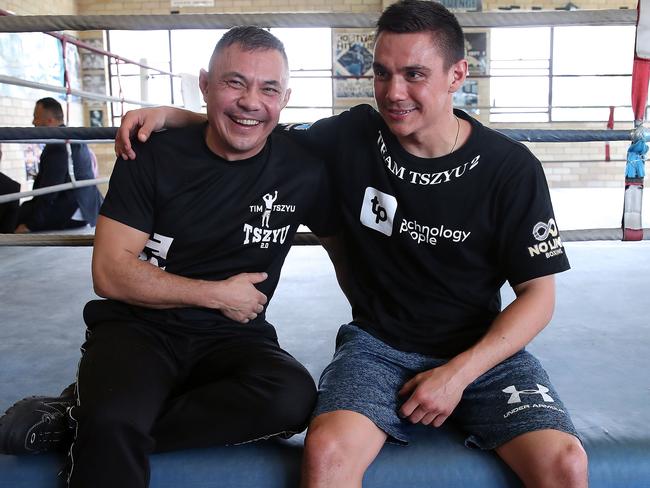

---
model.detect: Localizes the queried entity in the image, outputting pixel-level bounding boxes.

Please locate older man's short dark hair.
[209,26,288,71]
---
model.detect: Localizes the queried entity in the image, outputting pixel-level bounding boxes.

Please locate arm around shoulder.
[115,107,207,160]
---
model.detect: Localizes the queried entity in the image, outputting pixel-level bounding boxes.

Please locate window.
[489,27,551,122]
[270,28,333,123]
[551,26,634,122]
[489,25,636,123]
[106,30,173,125]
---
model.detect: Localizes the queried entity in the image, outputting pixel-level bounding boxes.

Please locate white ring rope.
[0,178,109,205]
[0,9,636,33]
[65,142,76,186]
[0,74,159,107]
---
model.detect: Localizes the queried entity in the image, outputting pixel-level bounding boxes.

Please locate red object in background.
[632,57,650,123]
[623,0,648,241]
[605,106,614,161]
[632,0,650,122]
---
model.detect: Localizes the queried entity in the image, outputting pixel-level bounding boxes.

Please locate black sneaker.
[0,396,74,455]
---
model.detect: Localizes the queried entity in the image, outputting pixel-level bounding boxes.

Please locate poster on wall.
[333,30,375,102]
[465,32,487,76]
[439,0,482,11]
[83,74,106,95]
[170,0,214,6]
[81,39,105,71]
[89,109,104,127]
[23,144,43,181]
[0,33,81,98]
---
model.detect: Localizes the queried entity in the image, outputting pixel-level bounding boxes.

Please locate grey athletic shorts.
[313,323,579,450]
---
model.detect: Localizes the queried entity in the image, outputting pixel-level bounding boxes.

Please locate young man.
[0,27,336,488]
[113,2,588,486]
[15,97,103,233]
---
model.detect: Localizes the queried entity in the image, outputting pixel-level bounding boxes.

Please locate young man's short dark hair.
[376,0,465,69]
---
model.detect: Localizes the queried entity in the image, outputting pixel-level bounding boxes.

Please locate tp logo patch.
[360,187,397,236]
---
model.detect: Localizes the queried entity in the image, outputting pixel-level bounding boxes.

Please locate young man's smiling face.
[199,43,290,161]
[373,31,466,154]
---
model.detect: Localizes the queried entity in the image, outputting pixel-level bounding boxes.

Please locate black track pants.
[66,320,316,488]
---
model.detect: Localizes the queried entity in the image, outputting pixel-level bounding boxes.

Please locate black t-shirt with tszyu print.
[95,123,337,335]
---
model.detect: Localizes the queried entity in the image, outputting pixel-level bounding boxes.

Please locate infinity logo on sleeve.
[532,218,558,241]
[528,218,564,258]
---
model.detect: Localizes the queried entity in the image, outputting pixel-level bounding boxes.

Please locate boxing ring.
[1,8,649,488]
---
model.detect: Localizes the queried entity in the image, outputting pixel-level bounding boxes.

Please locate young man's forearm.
[398,275,556,425]
[115,107,207,160]
[445,275,555,387]
[163,107,207,126]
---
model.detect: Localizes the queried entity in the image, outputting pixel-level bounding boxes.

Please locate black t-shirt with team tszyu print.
[281,105,569,357]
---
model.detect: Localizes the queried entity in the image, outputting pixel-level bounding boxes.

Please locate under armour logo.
[371,196,388,224]
[502,384,554,404]
[532,218,558,241]
[360,187,397,236]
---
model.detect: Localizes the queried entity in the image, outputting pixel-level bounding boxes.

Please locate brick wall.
[73,0,636,15]
[486,0,633,8]
[524,141,628,188]
[75,0,382,14]
[0,0,77,15]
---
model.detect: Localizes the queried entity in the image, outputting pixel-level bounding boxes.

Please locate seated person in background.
[0,145,21,233]
[14,97,103,233]
[0,27,337,488]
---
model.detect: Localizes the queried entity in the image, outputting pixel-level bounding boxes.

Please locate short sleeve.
[100,141,156,235]
[495,148,570,286]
